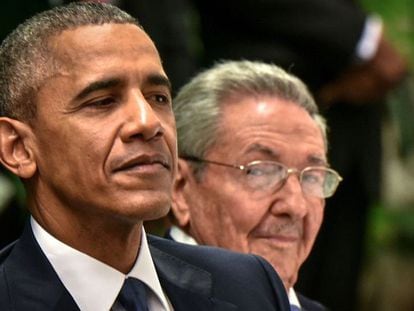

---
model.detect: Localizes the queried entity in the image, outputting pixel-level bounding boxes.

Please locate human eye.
[245,164,268,189]
[246,162,284,176]
[302,169,324,185]
[146,92,172,107]
[245,165,266,176]
[89,97,117,107]
[245,162,283,190]
[77,95,119,112]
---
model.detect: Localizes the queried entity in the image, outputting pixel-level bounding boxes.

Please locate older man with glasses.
[169,60,342,311]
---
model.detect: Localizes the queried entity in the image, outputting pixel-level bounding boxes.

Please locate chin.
[142,202,170,221]
[124,192,171,221]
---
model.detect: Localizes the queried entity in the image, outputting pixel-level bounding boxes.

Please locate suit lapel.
[3,223,79,311]
[297,292,326,311]
[150,244,237,311]
[4,225,239,310]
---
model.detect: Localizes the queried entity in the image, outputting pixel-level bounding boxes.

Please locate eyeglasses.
[182,156,342,199]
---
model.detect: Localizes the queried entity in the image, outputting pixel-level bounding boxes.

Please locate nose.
[270,174,308,220]
[120,92,164,142]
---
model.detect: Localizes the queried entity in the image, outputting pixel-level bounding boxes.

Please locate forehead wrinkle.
[239,140,326,168]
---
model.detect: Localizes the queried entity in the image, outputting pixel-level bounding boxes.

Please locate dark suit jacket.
[0,223,289,310]
[165,230,327,311]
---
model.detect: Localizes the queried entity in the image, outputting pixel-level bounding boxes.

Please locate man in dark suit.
[0,3,289,310]
[169,60,342,311]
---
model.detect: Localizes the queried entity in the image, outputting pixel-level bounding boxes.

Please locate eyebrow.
[245,144,279,158]
[143,73,172,92]
[246,143,327,166]
[307,155,328,166]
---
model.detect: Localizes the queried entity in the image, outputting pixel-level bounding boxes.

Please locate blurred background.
[358,1,414,310]
[0,0,413,310]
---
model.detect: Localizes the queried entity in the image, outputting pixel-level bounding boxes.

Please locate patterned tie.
[116,277,149,311]
[290,305,301,311]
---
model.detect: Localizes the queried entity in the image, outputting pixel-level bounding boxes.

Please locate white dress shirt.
[169,225,302,309]
[31,217,172,311]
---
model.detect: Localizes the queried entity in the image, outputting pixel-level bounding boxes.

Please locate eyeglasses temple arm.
[180,156,243,170]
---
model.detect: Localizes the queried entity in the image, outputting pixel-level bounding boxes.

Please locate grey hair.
[173,60,327,174]
[0,2,140,120]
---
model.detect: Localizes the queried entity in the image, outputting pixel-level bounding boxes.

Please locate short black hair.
[0,2,140,120]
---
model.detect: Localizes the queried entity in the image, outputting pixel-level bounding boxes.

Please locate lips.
[112,153,171,173]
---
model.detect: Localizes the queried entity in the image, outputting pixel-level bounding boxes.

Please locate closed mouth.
[113,154,170,173]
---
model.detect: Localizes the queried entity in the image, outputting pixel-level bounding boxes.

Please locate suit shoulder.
[297,292,328,311]
[148,235,289,310]
[0,241,17,308]
[149,234,260,270]
[0,241,17,265]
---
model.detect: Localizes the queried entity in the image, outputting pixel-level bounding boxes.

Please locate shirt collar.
[288,287,301,309]
[31,217,171,311]
[169,225,198,245]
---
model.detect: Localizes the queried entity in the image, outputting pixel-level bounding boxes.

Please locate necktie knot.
[116,277,148,311]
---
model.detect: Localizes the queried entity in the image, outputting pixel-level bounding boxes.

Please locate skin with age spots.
[173,95,326,289]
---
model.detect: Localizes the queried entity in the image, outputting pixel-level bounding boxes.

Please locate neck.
[29,196,143,274]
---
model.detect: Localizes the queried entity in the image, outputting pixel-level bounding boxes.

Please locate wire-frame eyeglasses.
[182,156,343,199]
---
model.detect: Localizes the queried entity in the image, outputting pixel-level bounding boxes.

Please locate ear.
[171,158,194,227]
[0,117,37,179]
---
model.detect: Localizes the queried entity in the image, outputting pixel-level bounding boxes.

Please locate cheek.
[164,126,177,163]
[215,197,266,249]
[33,124,73,170]
[205,179,262,233]
[216,180,270,236]
[304,200,325,246]
[311,200,324,228]
[188,180,260,248]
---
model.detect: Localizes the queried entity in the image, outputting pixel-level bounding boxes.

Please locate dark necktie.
[290,305,301,311]
[116,277,149,311]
